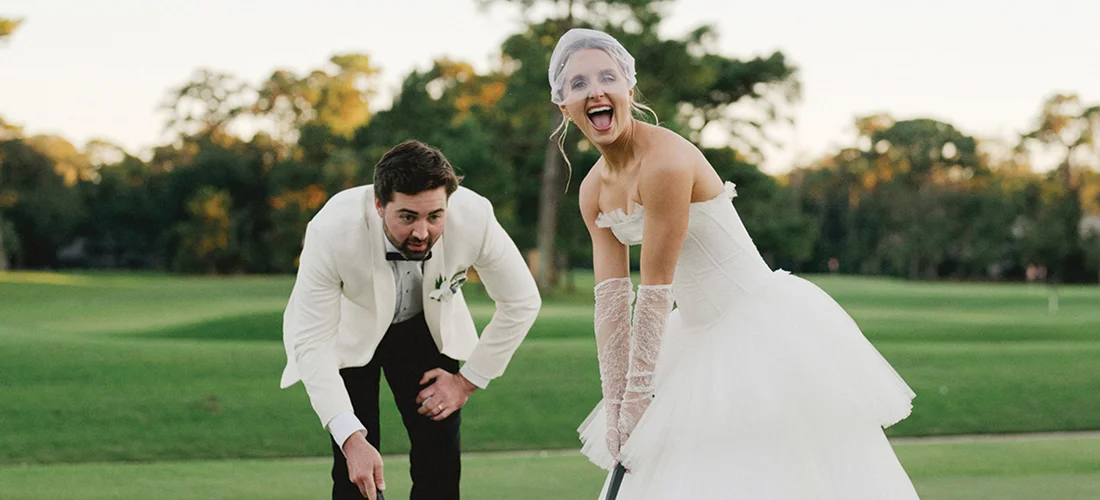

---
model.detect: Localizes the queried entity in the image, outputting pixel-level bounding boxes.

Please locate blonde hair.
[551,96,660,191]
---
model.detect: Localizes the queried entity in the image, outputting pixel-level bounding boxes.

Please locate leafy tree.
[1023,93,1100,191]
[254,54,382,145]
[172,186,233,273]
[0,17,24,269]
[0,139,84,268]
[1079,212,1100,283]
[161,69,252,143]
[73,141,167,268]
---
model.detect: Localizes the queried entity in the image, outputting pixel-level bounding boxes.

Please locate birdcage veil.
[548,28,636,105]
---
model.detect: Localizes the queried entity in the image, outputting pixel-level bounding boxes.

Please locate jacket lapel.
[421,235,446,351]
[366,199,396,337]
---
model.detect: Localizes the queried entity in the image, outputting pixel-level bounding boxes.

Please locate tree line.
[1,1,1097,285]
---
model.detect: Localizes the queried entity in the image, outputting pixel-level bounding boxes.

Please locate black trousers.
[331,313,461,500]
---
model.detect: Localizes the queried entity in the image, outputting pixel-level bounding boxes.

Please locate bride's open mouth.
[587,105,613,132]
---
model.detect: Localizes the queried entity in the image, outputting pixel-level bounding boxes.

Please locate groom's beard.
[383,225,440,261]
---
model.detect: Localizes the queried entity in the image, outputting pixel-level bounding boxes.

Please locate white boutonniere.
[428,269,468,303]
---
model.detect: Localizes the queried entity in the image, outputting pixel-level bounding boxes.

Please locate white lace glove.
[593,277,634,460]
[618,284,674,447]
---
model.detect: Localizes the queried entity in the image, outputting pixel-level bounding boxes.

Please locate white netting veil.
[548,28,636,105]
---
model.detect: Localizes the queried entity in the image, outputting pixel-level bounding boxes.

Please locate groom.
[279,140,541,500]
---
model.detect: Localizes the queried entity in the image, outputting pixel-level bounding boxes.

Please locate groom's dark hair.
[373,140,462,205]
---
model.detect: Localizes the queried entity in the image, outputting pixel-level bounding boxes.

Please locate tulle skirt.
[578,271,920,499]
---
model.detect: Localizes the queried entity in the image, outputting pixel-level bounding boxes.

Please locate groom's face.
[375,186,448,260]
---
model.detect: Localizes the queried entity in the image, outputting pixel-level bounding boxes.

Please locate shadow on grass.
[121,306,1100,345]
[126,312,284,342]
[123,307,596,343]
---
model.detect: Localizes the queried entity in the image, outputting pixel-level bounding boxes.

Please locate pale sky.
[2,0,1098,173]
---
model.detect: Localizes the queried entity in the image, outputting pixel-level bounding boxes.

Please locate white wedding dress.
[579,182,920,499]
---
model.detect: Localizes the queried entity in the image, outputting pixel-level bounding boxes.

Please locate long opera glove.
[618,284,674,448]
[593,277,634,460]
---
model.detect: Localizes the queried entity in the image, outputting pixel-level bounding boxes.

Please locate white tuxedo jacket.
[280,185,541,427]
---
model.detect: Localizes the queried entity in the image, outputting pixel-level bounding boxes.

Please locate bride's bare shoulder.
[637,126,704,184]
[579,157,607,198]
[641,124,706,169]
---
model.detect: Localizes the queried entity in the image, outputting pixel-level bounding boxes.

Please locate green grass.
[0,271,1098,465]
[2,436,1098,499]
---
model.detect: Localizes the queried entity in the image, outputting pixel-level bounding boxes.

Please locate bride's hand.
[605,424,621,459]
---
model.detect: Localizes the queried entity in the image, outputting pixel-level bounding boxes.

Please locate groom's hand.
[343,431,385,500]
[416,368,477,421]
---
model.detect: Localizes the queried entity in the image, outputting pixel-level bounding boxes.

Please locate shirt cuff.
[459,364,491,389]
[326,412,367,456]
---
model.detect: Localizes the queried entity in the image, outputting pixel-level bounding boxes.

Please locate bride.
[549,28,921,499]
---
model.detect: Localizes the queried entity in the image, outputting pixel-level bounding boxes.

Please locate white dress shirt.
[386,238,425,323]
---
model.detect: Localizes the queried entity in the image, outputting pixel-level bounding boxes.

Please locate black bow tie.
[386,251,431,261]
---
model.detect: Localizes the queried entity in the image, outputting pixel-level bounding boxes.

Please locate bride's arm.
[637,160,692,285]
[580,166,629,282]
[580,167,633,460]
[618,151,695,458]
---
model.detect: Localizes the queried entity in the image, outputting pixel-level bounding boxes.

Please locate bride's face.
[558,49,634,146]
